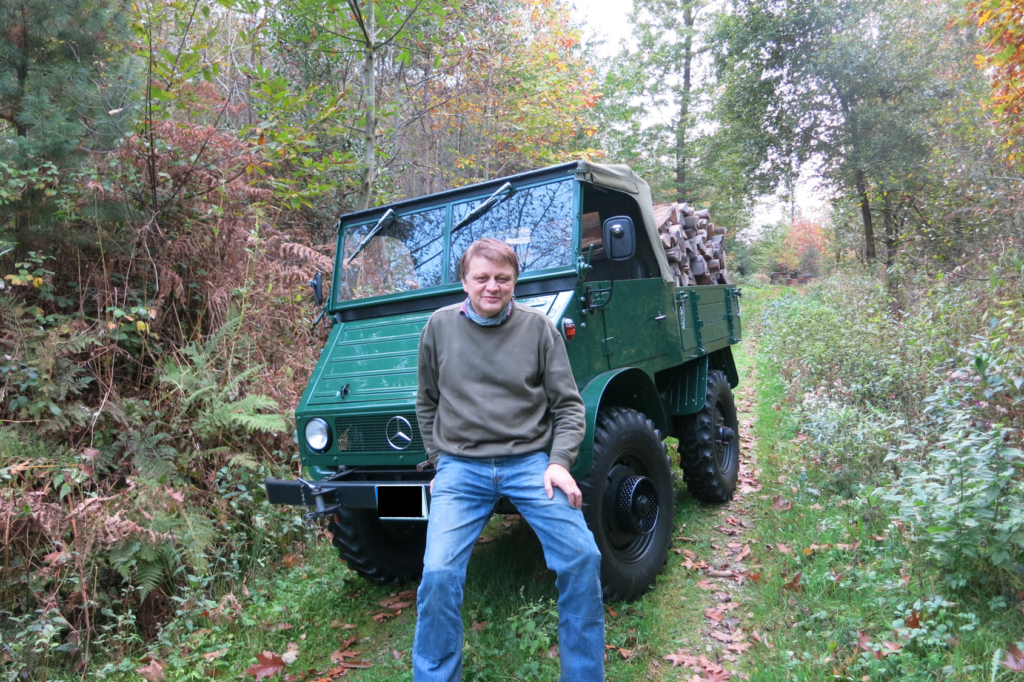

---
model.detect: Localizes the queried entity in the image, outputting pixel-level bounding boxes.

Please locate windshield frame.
[331,172,581,311]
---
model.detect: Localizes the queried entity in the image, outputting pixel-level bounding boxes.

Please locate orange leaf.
[776,543,791,554]
[783,572,804,592]
[771,496,792,511]
[137,660,167,682]
[245,651,286,679]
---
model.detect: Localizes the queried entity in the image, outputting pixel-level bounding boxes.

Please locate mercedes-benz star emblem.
[386,416,413,451]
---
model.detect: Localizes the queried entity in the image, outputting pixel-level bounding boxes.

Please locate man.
[413,237,604,682]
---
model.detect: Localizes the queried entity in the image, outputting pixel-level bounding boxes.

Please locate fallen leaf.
[137,660,167,682]
[202,649,228,662]
[776,543,790,554]
[662,649,698,668]
[736,545,751,562]
[710,630,735,643]
[745,571,762,583]
[1002,644,1024,672]
[708,570,734,578]
[617,648,633,659]
[750,631,774,650]
[329,621,357,629]
[269,622,293,631]
[392,650,402,660]
[245,651,286,679]
[281,643,300,665]
[282,555,300,569]
[696,579,716,590]
[371,612,393,624]
[704,608,724,621]
[905,610,922,630]
[339,635,358,650]
[728,642,752,653]
[607,607,619,617]
[385,601,411,612]
[705,671,732,682]
[782,572,804,592]
[771,496,792,511]
[331,650,361,664]
[470,620,488,632]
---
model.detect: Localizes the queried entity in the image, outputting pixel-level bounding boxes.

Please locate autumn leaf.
[281,643,300,665]
[371,612,393,624]
[904,610,923,630]
[710,630,736,643]
[776,542,791,554]
[750,631,774,649]
[470,620,489,631]
[704,608,724,621]
[137,659,167,682]
[662,648,698,668]
[202,649,228,661]
[1002,644,1024,672]
[329,621,357,629]
[330,647,359,664]
[728,642,752,653]
[736,545,751,561]
[697,579,716,590]
[245,651,287,679]
[782,572,804,592]
[771,496,792,511]
[607,607,619,617]
[339,635,358,650]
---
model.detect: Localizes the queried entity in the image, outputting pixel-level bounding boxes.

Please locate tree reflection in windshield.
[450,180,573,280]
[339,206,445,301]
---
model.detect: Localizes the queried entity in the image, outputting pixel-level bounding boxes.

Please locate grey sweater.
[416,301,585,470]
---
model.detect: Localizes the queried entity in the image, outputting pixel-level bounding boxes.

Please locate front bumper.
[265,469,433,520]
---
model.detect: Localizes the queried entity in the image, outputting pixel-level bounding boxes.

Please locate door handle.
[654,312,667,322]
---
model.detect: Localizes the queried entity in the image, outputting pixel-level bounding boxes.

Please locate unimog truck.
[264,161,742,602]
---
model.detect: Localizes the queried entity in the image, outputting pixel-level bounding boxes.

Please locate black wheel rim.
[601,451,660,563]
[712,401,738,473]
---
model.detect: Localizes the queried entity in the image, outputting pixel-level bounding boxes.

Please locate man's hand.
[544,463,582,509]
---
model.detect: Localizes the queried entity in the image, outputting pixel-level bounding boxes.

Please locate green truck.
[265,161,742,602]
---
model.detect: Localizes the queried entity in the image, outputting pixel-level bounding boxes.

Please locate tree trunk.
[674,1,695,201]
[881,190,898,269]
[354,0,377,212]
[855,170,876,261]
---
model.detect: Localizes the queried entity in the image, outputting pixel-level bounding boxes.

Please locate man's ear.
[461,278,469,294]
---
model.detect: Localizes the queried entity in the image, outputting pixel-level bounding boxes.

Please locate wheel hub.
[717,426,736,442]
[615,475,659,535]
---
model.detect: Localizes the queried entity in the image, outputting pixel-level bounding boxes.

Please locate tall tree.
[710,0,954,264]
[0,0,131,239]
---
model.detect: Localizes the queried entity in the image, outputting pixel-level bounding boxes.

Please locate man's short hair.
[459,238,520,282]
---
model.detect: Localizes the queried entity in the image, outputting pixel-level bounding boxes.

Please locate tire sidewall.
[580,408,674,602]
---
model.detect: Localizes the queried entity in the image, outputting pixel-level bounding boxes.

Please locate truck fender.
[571,367,669,478]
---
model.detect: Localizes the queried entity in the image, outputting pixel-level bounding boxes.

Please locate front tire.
[578,407,675,602]
[676,369,740,503]
[328,508,426,583]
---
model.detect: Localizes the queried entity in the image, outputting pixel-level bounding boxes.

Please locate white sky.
[569,0,827,230]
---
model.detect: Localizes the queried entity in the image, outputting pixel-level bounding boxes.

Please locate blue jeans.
[413,452,604,682]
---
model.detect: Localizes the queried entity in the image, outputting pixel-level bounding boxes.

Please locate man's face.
[462,255,516,318]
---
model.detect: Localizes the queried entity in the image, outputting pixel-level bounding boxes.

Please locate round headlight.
[304,418,331,452]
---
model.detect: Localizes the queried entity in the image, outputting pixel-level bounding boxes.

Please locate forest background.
[1,0,1023,678]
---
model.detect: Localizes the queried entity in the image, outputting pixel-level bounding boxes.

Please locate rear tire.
[676,369,740,502]
[328,508,426,583]
[579,407,675,602]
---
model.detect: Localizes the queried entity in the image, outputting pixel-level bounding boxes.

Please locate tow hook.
[300,482,342,526]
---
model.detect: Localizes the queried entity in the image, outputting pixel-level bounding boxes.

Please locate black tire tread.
[676,369,739,503]
[328,507,425,584]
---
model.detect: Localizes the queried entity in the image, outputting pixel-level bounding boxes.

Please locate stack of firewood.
[652,202,730,286]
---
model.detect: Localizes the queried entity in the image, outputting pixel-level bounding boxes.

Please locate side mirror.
[309,271,324,308]
[602,216,636,261]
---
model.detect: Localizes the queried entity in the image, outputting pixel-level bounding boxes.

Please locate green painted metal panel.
[600,278,673,368]
[663,357,709,415]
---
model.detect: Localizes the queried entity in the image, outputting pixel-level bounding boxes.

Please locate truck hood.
[304,291,576,411]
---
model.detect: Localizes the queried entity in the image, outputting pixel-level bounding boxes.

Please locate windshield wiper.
[346,208,396,265]
[452,182,514,232]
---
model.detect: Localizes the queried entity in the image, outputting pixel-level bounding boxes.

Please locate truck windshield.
[339,206,446,301]
[449,180,574,281]
[338,178,574,303]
